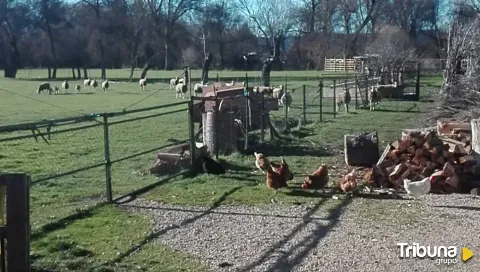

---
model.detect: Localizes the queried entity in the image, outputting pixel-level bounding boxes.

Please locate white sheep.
[90,79,98,90]
[225,80,235,87]
[62,80,69,92]
[75,84,81,93]
[139,77,147,91]
[170,77,178,89]
[178,77,185,84]
[272,85,284,99]
[84,78,91,88]
[369,87,381,111]
[102,79,109,92]
[193,82,206,96]
[54,85,60,94]
[37,82,53,94]
[280,92,292,113]
[175,83,187,99]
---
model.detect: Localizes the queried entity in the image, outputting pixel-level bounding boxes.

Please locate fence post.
[216,73,219,82]
[188,66,192,97]
[416,63,421,100]
[319,78,323,122]
[260,92,265,141]
[102,115,113,203]
[245,72,248,88]
[284,88,288,131]
[188,98,196,167]
[333,80,336,118]
[355,74,359,110]
[3,173,31,272]
[302,85,307,124]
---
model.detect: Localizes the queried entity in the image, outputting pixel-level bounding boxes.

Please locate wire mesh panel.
[107,102,190,200]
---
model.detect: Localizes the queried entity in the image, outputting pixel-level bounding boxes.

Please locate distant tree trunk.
[272,35,283,70]
[71,67,76,79]
[43,6,58,79]
[76,67,81,79]
[4,47,20,78]
[99,40,106,79]
[261,58,273,87]
[129,66,135,82]
[218,42,225,70]
[202,53,213,83]
[83,67,88,79]
[164,39,172,70]
[47,67,51,79]
[140,62,151,79]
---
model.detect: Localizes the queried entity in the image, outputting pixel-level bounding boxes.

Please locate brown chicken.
[303,164,329,192]
[340,170,357,194]
[266,160,292,190]
[271,158,294,181]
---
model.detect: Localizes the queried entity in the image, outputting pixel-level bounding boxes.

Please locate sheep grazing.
[175,83,187,99]
[177,77,185,84]
[102,79,109,92]
[170,77,178,89]
[54,85,60,94]
[272,85,284,99]
[194,82,206,96]
[37,82,53,94]
[369,87,381,111]
[75,84,81,93]
[336,88,352,113]
[139,77,147,91]
[84,78,91,88]
[280,92,292,112]
[62,80,69,92]
[225,80,235,87]
[90,79,98,90]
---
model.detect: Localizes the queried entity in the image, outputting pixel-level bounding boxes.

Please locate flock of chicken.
[253,152,358,195]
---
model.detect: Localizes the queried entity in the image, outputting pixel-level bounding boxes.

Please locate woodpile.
[364,121,480,194]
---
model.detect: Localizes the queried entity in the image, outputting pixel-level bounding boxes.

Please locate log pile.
[364,121,479,193]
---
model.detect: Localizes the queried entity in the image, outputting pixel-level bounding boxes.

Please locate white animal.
[272,85,284,99]
[175,83,188,99]
[84,78,91,88]
[90,79,98,90]
[280,92,292,112]
[75,84,81,92]
[37,82,53,94]
[54,85,60,94]
[102,79,109,92]
[369,87,381,111]
[225,80,235,87]
[194,82,206,96]
[139,77,147,91]
[170,77,178,89]
[178,77,185,84]
[403,178,431,199]
[336,89,352,113]
[62,80,69,91]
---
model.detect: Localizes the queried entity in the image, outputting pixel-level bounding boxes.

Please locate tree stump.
[344,131,380,166]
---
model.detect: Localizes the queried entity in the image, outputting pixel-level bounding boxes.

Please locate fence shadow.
[237,197,352,272]
[97,186,242,269]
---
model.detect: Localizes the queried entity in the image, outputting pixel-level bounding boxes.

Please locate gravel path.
[122,194,480,272]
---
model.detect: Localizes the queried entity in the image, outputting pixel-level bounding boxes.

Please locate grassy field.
[0,69,443,271]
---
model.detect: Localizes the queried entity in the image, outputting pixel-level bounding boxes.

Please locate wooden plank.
[5,173,30,272]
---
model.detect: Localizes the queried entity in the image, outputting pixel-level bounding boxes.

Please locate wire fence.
[0,68,420,234]
[0,100,194,233]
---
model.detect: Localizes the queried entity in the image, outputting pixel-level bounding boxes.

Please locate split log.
[437,120,471,135]
[344,131,380,166]
[471,119,480,166]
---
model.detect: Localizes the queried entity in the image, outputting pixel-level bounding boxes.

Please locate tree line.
[0,0,477,79]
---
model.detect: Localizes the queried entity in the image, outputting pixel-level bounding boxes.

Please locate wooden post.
[260,92,265,141]
[216,73,219,82]
[334,58,336,71]
[188,98,196,166]
[471,119,480,165]
[333,79,336,118]
[102,115,112,203]
[319,78,323,122]
[2,173,31,272]
[355,74,359,109]
[302,85,307,124]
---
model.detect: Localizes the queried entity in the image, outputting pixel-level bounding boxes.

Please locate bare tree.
[238,0,298,69]
[146,0,201,71]
[81,0,107,79]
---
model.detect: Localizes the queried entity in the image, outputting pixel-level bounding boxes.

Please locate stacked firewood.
[364,121,477,193]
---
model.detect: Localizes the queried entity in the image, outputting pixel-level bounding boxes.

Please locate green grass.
[0,69,443,271]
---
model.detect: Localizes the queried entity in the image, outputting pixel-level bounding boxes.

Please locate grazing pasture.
[0,69,442,271]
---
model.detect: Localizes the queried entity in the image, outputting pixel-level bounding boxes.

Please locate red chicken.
[340,170,358,195]
[302,164,329,192]
[266,159,292,190]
